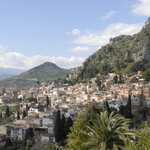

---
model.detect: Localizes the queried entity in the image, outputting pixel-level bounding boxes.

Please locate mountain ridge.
[77,17,150,80]
[0,62,73,89]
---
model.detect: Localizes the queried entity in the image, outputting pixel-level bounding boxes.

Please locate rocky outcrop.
[142,40,150,59]
[109,35,131,45]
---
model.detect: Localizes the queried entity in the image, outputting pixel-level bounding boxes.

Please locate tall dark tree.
[124,94,133,119]
[0,112,2,119]
[61,114,66,139]
[25,127,35,148]
[17,111,20,120]
[5,137,12,149]
[118,105,125,116]
[66,74,69,78]
[5,105,10,117]
[54,110,63,143]
[46,96,49,106]
[26,104,29,116]
[22,110,27,119]
[113,75,118,84]
[96,78,101,91]
[25,127,34,141]
[103,100,110,113]
[65,117,73,136]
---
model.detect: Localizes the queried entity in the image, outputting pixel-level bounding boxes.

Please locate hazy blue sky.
[0,0,149,70]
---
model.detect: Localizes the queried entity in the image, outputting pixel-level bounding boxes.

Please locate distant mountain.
[0,67,25,75]
[17,62,72,81]
[0,74,17,81]
[0,62,73,89]
[0,67,25,81]
[78,17,150,80]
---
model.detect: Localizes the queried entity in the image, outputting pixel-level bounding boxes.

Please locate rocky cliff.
[78,17,150,79]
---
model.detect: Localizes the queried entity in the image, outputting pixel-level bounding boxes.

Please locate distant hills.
[17,62,72,82]
[0,62,73,89]
[0,67,25,75]
[0,68,25,80]
[0,67,25,80]
[78,17,150,80]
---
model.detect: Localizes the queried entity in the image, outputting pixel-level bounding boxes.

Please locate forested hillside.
[78,18,150,81]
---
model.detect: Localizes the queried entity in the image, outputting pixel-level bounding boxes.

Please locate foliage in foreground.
[67,107,135,150]
[125,122,150,150]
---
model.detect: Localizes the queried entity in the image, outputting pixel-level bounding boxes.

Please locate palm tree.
[86,111,135,150]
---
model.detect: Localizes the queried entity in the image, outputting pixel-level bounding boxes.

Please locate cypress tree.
[65,117,73,136]
[113,75,118,84]
[5,137,12,149]
[54,110,63,143]
[5,105,10,117]
[118,105,125,116]
[96,78,101,91]
[17,111,20,120]
[22,110,27,119]
[61,114,66,139]
[26,104,29,116]
[124,94,132,119]
[25,127,35,148]
[0,112,2,119]
[46,96,49,106]
[103,100,110,113]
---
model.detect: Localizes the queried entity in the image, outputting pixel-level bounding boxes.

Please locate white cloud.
[102,11,116,20]
[69,46,91,53]
[0,50,85,70]
[67,29,81,35]
[132,0,150,16]
[73,22,144,47]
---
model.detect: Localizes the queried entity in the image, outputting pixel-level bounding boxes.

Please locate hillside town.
[0,71,149,148]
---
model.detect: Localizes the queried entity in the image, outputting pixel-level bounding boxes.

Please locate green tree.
[65,117,73,136]
[17,111,20,120]
[86,111,135,150]
[142,69,150,81]
[67,115,91,150]
[125,123,150,150]
[22,110,27,119]
[0,112,2,119]
[5,105,10,117]
[54,110,63,143]
[5,137,12,149]
[133,94,149,127]
[61,114,66,140]
[67,104,102,150]
[46,96,49,106]
[26,104,29,116]
[124,94,133,119]
[103,100,110,113]
[25,127,34,149]
[118,105,125,116]
[113,75,118,84]
[96,77,101,90]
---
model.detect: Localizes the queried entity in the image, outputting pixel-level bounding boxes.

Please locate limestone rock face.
[78,17,150,79]
[109,35,131,45]
[142,41,150,60]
